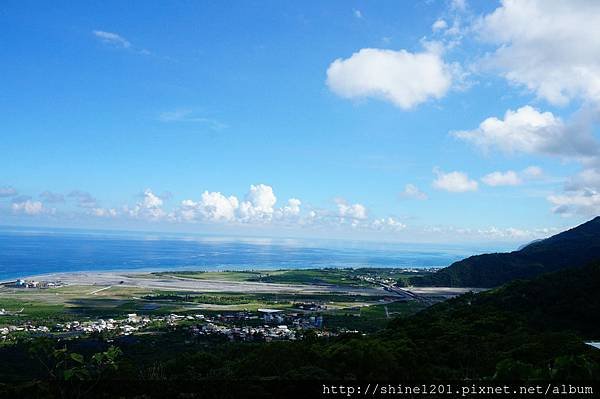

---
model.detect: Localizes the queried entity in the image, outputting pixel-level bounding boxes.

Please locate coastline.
[2,268,481,299]
[10,270,387,295]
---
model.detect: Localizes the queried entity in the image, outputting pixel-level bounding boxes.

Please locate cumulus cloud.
[335,198,368,220]
[92,30,131,48]
[454,106,600,160]
[481,170,522,187]
[125,189,167,220]
[181,191,239,222]
[455,104,599,214]
[326,47,453,109]
[548,189,600,217]
[353,9,363,19]
[142,189,163,208]
[476,0,600,105]
[0,186,17,197]
[548,167,600,216]
[459,1,600,216]
[200,191,239,221]
[4,184,413,236]
[400,184,428,200]
[276,198,302,219]
[432,19,448,32]
[178,184,302,225]
[481,167,545,187]
[12,200,45,215]
[432,169,478,192]
[239,184,277,221]
[371,217,407,231]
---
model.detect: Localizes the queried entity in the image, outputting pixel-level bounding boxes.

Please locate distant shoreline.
[1,268,482,300]
[0,265,444,286]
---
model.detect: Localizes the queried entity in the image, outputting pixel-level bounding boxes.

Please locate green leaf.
[70,353,85,364]
[63,369,74,380]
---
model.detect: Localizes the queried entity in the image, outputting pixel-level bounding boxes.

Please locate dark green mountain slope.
[380,262,600,380]
[411,216,600,287]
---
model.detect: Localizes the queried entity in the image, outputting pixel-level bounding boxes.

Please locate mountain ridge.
[410,216,600,287]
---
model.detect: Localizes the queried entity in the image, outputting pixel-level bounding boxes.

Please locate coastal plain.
[0,269,475,335]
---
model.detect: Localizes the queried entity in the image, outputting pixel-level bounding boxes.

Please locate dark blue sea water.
[0,227,488,281]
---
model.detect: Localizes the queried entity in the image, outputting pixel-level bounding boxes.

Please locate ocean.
[0,227,488,281]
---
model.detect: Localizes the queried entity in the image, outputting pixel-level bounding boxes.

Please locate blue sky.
[2,0,600,244]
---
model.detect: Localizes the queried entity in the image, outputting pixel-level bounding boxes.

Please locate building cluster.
[188,308,328,342]
[356,274,400,286]
[1,323,50,338]
[192,323,297,342]
[355,267,441,287]
[10,279,63,289]
[1,313,156,341]
[1,308,332,343]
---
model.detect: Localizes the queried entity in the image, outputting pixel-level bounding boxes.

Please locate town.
[1,307,345,344]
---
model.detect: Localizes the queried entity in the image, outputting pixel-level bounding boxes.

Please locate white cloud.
[372,217,407,231]
[482,166,547,187]
[401,184,428,200]
[336,199,368,220]
[92,30,131,48]
[476,0,600,105]
[181,191,239,222]
[142,189,163,208]
[277,198,302,219]
[481,170,522,186]
[522,166,544,179]
[566,168,600,190]
[454,106,599,160]
[178,184,302,224]
[477,226,537,240]
[432,19,448,32]
[353,9,363,19]
[0,186,17,197]
[450,0,467,12]
[238,184,277,222]
[12,200,44,215]
[432,169,478,192]
[421,224,561,242]
[548,188,600,217]
[126,189,166,220]
[92,208,118,218]
[548,167,600,216]
[326,47,452,110]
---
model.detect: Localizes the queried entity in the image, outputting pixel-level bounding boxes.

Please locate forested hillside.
[410,217,600,287]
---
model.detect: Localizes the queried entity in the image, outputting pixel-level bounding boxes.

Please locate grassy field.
[150,270,265,282]
[324,301,426,332]
[150,268,434,287]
